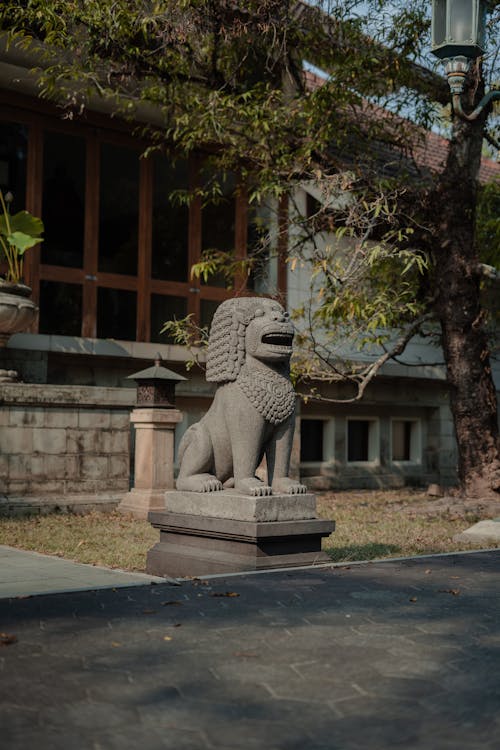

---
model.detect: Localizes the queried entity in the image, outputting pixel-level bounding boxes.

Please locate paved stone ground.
[0,545,165,598]
[1,550,499,750]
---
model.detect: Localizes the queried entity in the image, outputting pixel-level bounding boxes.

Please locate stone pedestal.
[146,490,335,577]
[118,408,183,519]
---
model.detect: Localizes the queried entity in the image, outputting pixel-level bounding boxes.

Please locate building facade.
[1,46,499,513]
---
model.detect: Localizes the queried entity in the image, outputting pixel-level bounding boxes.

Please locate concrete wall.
[0,384,135,515]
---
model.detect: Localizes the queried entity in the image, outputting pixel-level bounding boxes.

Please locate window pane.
[0,122,28,213]
[200,299,221,331]
[301,419,324,462]
[39,280,82,336]
[347,420,370,462]
[201,172,236,288]
[392,420,413,461]
[152,157,189,282]
[42,131,85,268]
[150,294,188,344]
[247,203,271,293]
[97,288,136,340]
[99,143,139,275]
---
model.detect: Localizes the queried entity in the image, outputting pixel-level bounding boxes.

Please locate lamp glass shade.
[450,0,474,41]
[432,0,447,47]
[431,0,487,59]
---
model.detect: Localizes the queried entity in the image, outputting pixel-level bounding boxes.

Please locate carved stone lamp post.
[118,355,186,519]
[430,0,500,120]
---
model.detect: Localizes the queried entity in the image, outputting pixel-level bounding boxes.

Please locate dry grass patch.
[0,490,498,572]
[318,489,500,562]
[0,511,157,571]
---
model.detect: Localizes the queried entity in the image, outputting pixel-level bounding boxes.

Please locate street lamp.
[430,0,499,120]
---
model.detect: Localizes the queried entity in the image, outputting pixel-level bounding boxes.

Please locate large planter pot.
[0,281,38,347]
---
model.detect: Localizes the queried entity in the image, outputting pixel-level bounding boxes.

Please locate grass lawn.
[0,489,497,572]
[319,489,498,562]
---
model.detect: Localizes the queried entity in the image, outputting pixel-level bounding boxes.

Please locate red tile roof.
[303,69,500,184]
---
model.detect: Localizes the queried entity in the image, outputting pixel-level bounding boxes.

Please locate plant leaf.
[6,211,44,237]
[6,231,43,255]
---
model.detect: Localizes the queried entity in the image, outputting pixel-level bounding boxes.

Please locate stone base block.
[165,489,317,522]
[454,519,500,545]
[117,489,167,519]
[146,509,335,577]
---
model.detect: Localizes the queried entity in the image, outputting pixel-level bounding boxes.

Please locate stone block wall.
[0,384,136,515]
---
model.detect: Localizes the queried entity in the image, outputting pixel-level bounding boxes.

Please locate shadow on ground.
[0,551,499,749]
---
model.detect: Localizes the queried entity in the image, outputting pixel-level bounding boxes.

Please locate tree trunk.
[433,70,500,499]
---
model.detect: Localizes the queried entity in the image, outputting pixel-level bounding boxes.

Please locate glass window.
[42,131,85,268]
[301,419,324,462]
[0,122,28,214]
[151,157,189,282]
[97,288,137,340]
[347,420,377,462]
[200,299,221,331]
[150,294,188,344]
[247,203,271,293]
[98,143,139,275]
[201,172,236,288]
[392,420,420,462]
[39,280,82,336]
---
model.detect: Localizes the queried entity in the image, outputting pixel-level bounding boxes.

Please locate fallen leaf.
[174,623,182,628]
[425,569,432,575]
[409,597,418,603]
[163,636,173,641]
[210,592,240,598]
[111,642,122,648]
[0,633,17,646]
[161,601,183,607]
[438,589,460,596]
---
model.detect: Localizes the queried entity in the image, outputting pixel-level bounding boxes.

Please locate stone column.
[118,407,183,519]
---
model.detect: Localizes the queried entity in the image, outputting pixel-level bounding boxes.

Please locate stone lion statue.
[176,297,307,496]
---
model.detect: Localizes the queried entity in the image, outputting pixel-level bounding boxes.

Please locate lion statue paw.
[235,478,272,496]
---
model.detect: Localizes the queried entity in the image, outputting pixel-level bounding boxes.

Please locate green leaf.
[2,211,44,238]
[6,231,44,255]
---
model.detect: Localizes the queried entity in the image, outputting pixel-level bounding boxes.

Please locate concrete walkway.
[1,548,499,749]
[0,544,165,598]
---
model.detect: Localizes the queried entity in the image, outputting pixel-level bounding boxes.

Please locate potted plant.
[0,190,44,347]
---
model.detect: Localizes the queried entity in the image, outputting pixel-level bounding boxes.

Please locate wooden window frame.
[1,93,260,343]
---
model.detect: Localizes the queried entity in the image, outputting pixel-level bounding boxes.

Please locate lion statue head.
[205,297,293,383]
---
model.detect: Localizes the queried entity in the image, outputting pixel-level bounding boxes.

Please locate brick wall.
[0,384,136,515]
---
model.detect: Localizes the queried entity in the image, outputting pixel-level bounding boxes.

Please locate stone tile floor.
[0,545,165,598]
[1,549,499,749]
